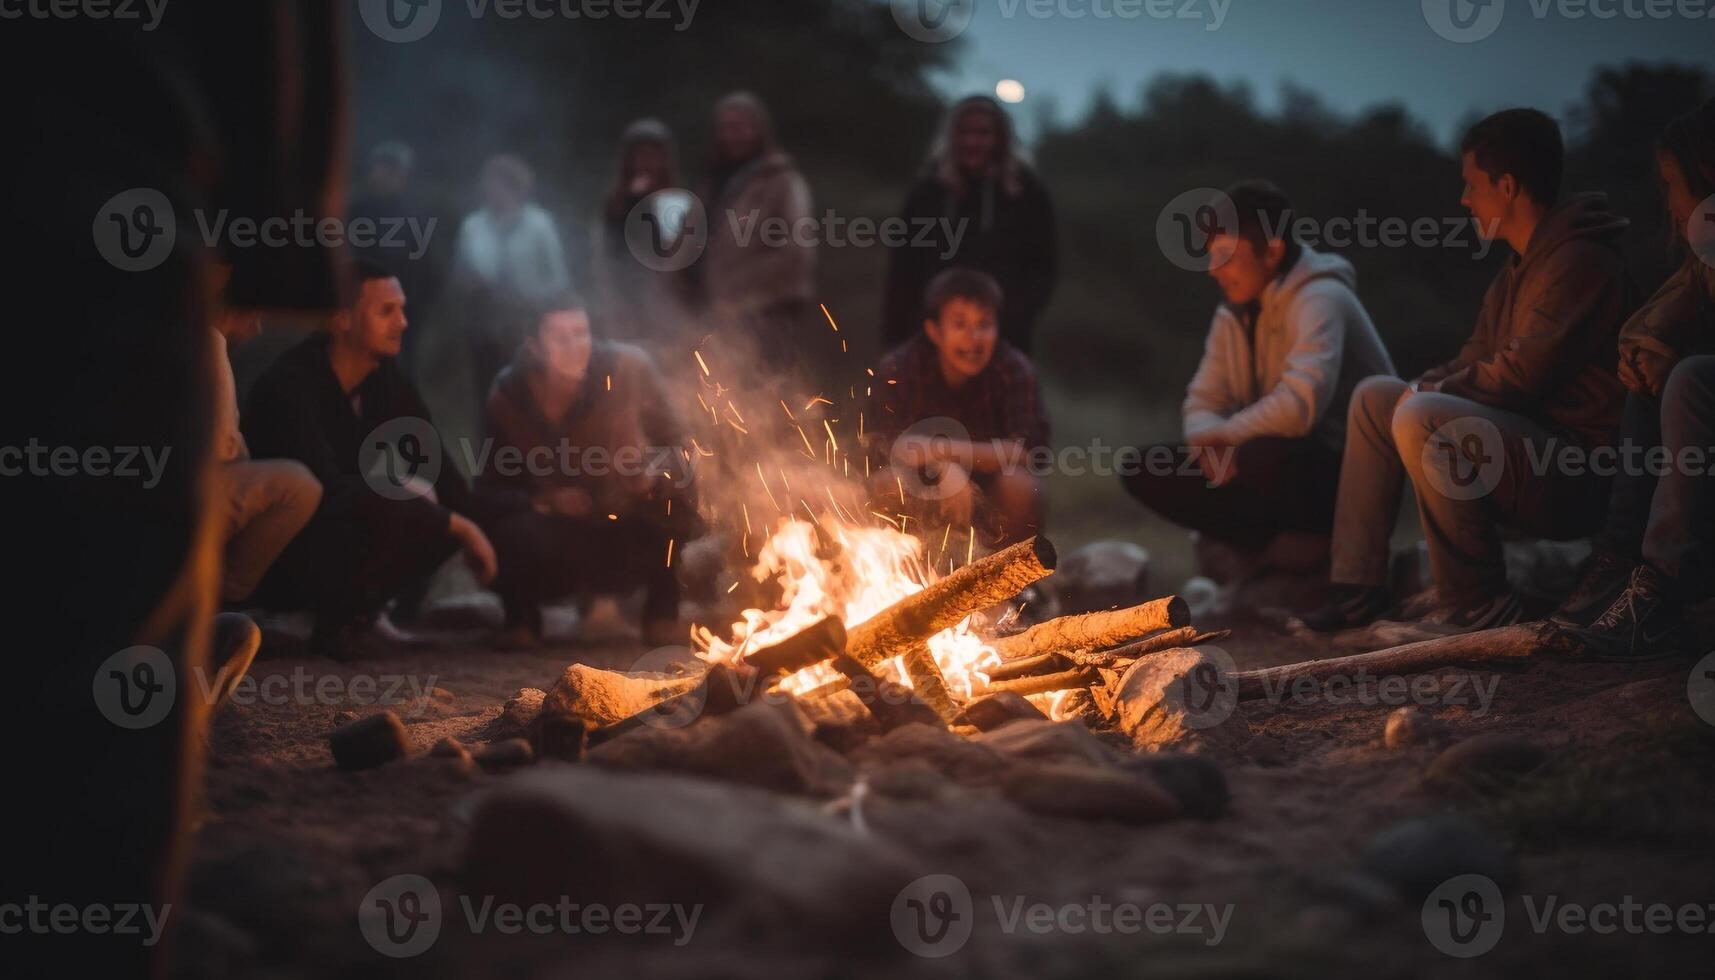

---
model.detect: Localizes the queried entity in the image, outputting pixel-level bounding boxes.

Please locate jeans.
[219,459,322,602]
[1121,436,1344,551]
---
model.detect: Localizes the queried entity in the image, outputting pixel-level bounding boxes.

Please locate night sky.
[935,0,1715,142]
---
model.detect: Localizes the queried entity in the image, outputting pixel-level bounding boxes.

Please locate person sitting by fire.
[867,267,1049,548]
[479,294,703,648]
[243,261,504,661]
[1121,179,1396,577]
[1299,109,1638,634]
[1540,98,1715,661]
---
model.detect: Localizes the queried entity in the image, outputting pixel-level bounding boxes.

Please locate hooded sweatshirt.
[1431,192,1636,448]
[1617,256,1715,364]
[1182,244,1396,451]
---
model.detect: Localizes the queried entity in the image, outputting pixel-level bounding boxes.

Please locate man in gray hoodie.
[1302,109,1636,633]
[1123,180,1395,554]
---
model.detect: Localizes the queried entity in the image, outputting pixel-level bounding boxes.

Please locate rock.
[460,766,918,946]
[475,737,534,771]
[430,736,472,762]
[1424,734,1548,787]
[533,662,703,762]
[500,688,545,733]
[1038,540,1151,616]
[430,686,456,703]
[1111,648,1250,752]
[1359,813,1516,901]
[1002,763,1180,824]
[587,700,853,796]
[1122,753,1228,819]
[864,758,955,801]
[1384,707,1451,750]
[973,719,1123,768]
[1056,688,1101,724]
[327,711,411,771]
[851,722,1013,789]
[952,692,1048,731]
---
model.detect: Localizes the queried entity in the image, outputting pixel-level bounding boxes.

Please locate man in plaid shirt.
[868,268,1050,546]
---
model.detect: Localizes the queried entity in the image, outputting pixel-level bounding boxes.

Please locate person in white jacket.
[1123,180,1396,554]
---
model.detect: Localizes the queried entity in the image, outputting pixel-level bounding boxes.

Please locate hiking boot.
[1545,564,1689,663]
[1298,584,1394,633]
[1425,590,1525,633]
[1547,550,1637,630]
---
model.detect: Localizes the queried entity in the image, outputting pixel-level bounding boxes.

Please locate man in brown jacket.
[1303,109,1638,633]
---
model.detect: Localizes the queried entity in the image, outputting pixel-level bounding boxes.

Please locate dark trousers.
[252,491,459,627]
[488,511,681,629]
[1121,436,1343,550]
[1597,356,1715,596]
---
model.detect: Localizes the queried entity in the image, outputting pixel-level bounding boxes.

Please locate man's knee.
[275,460,322,516]
[1352,375,1410,429]
[1389,391,1468,455]
[1662,355,1715,415]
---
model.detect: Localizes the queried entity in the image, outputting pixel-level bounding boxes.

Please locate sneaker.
[1297,585,1394,633]
[1424,591,1525,633]
[1547,550,1637,630]
[1545,564,1689,663]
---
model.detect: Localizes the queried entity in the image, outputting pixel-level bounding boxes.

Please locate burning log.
[983,651,1070,683]
[585,663,759,748]
[900,644,959,724]
[1059,628,1232,668]
[847,536,1057,669]
[983,665,1100,697]
[741,616,848,677]
[1232,624,1541,702]
[826,653,941,730]
[988,596,1191,662]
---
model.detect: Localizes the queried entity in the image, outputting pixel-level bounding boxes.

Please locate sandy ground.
[177,604,1715,980]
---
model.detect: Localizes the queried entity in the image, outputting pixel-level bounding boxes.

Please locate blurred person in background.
[590,119,693,351]
[348,141,450,378]
[883,95,1057,355]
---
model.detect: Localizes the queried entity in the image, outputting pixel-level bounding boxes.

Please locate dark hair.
[1460,108,1564,207]
[1224,179,1296,256]
[530,291,591,337]
[1658,98,1715,212]
[339,258,398,307]
[924,267,1004,321]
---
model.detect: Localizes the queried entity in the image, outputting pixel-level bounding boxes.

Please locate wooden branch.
[1057,628,1231,667]
[983,665,1100,697]
[901,645,960,724]
[585,663,757,747]
[989,596,1191,662]
[1233,624,1542,702]
[983,651,1071,682]
[828,653,941,730]
[847,536,1056,669]
[740,616,847,677]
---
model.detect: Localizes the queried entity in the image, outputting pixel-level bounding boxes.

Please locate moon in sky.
[995,79,1026,104]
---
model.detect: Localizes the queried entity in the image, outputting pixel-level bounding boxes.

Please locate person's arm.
[476,382,539,513]
[1419,273,1504,385]
[1436,244,1626,408]
[1213,290,1351,445]
[1181,310,1244,442]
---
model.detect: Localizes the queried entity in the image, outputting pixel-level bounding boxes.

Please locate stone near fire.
[1424,734,1549,788]
[1122,753,1229,820]
[500,687,545,733]
[951,691,1047,731]
[430,736,472,763]
[531,662,703,761]
[851,722,1013,790]
[460,766,917,947]
[475,737,535,771]
[1359,813,1516,902]
[586,699,853,796]
[1111,647,1250,753]
[1036,540,1152,617]
[973,718,1125,769]
[1001,762,1181,825]
[327,711,412,771]
[1384,706,1450,750]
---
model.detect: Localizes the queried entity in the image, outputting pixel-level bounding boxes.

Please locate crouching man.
[1302,110,1637,633]
[1123,180,1396,565]
[868,268,1049,547]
